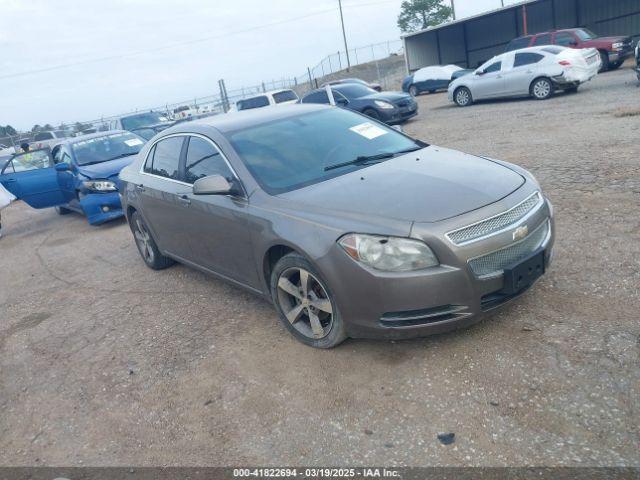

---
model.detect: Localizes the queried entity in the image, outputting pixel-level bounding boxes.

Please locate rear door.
[137,135,191,256]
[0,149,74,208]
[503,52,546,95]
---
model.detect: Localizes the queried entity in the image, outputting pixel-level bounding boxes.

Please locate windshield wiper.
[324,146,423,172]
[103,152,139,162]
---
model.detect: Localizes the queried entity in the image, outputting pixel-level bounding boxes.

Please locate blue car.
[0,131,145,225]
[301,84,417,125]
[402,65,473,97]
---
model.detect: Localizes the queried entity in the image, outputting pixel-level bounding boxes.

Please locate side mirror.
[55,162,70,172]
[193,174,238,196]
[475,70,484,76]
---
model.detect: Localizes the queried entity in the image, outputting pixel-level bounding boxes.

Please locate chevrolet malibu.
[119,105,555,348]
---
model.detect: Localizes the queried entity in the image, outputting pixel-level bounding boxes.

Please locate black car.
[301,84,417,124]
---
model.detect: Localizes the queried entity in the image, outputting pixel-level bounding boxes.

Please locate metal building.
[403,0,640,71]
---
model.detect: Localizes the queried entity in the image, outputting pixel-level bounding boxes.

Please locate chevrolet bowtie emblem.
[513,225,529,241]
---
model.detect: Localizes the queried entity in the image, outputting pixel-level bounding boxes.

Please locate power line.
[0,0,399,81]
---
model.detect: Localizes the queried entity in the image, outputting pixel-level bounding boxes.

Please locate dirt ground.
[1,66,639,467]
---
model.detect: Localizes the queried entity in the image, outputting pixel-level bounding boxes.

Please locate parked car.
[109,112,175,140]
[118,104,554,348]
[448,46,600,107]
[402,65,470,96]
[505,28,634,72]
[301,84,417,124]
[32,130,73,150]
[235,89,300,111]
[321,78,382,92]
[0,131,146,225]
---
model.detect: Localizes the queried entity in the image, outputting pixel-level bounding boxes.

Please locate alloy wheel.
[456,88,470,106]
[133,217,155,264]
[533,79,551,99]
[276,267,334,339]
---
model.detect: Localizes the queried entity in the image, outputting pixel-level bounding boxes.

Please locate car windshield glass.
[71,132,145,166]
[334,84,377,99]
[120,113,169,130]
[227,108,423,194]
[575,29,596,41]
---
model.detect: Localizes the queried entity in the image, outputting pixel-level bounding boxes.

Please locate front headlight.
[338,234,439,272]
[374,100,395,110]
[83,180,117,192]
[612,42,623,50]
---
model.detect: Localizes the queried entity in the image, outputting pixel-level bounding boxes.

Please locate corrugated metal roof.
[401,0,538,39]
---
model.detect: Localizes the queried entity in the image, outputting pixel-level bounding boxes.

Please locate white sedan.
[448,46,600,107]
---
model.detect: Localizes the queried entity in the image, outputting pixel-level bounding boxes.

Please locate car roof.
[57,130,131,145]
[159,104,328,135]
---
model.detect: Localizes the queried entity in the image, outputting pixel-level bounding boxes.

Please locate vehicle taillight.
[558,60,571,66]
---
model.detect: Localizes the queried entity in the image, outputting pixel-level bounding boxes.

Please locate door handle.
[4,178,16,183]
[135,184,145,192]
[178,195,191,206]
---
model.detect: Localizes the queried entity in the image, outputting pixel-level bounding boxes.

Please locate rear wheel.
[129,211,174,270]
[408,85,418,97]
[599,51,609,72]
[531,78,553,100]
[454,87,472,107]
[270,253,346,348]
[363,108,381,121]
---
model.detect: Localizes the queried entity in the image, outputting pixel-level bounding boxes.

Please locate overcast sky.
[1,0,520,130]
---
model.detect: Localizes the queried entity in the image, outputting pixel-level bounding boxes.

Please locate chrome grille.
[447,192,542,245]
[468,220,550,277]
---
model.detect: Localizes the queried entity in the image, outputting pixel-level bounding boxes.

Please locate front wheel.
[270,253,347,348]
[363,108,381,121]
[129,211,174,270]
[55,206,72,215]
[599,51,609,72]
[408,85,418,97]
[454,87,473,107]
[531,78,553,100]
[609,60,624,70]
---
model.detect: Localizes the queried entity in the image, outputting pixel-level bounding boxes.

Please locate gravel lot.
[1,66,639,467]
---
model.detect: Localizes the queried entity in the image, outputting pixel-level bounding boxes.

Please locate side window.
[556,32,577,46]
[184,137,232,184]
[148,137,183,180]
[10,150,52,172]
[51,146,63,164]
[514,52,545,67]
[532,33,552,46]
[301,90,330,104]
[484,61,502,73]
[143,145,156,173]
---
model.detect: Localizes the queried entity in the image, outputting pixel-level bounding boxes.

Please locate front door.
[180,135,259,287]
[0,149,75,208]
[472,60,505,99]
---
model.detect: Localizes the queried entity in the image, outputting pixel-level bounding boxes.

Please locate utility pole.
[451,0,456,20]
[338,0,351,70]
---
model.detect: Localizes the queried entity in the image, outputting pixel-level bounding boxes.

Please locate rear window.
[514,52,545,67]
[237,96,270,110]
[272,90,298,104]
[34,132,54,141]
[506,36,532,52]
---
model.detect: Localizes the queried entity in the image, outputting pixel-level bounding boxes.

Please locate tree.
[32,124,42,133]
[5,125,16,136]
[397,0,452,33]
[43,123,54,131]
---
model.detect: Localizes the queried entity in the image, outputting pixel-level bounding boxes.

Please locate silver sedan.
[448,46,600,106]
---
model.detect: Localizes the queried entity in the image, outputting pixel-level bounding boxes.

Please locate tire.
[408,85,418,97]
[363,108,381,121]
[270,252,347,349]
[55,206,71,215]
[530,77,553,100]
[599,51,609,72]
[129,210,174,270]
[566,85,579,94]
[454,87,473,107]
[609,60,624,70]
[429,89,436,94]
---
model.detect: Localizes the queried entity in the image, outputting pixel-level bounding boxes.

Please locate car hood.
[76,156,137,179]
[279,146,525,223]
[359,91,412,103]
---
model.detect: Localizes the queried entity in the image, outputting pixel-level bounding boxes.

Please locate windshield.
[228,108,422,194]
[334,84,377,99]
[120,112,170,130]
[71,132,145,166]
[575,29,596,41]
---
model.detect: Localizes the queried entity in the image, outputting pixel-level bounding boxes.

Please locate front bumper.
[382,106,418,125]
[316,190,555,340]
[79,191,125,225]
